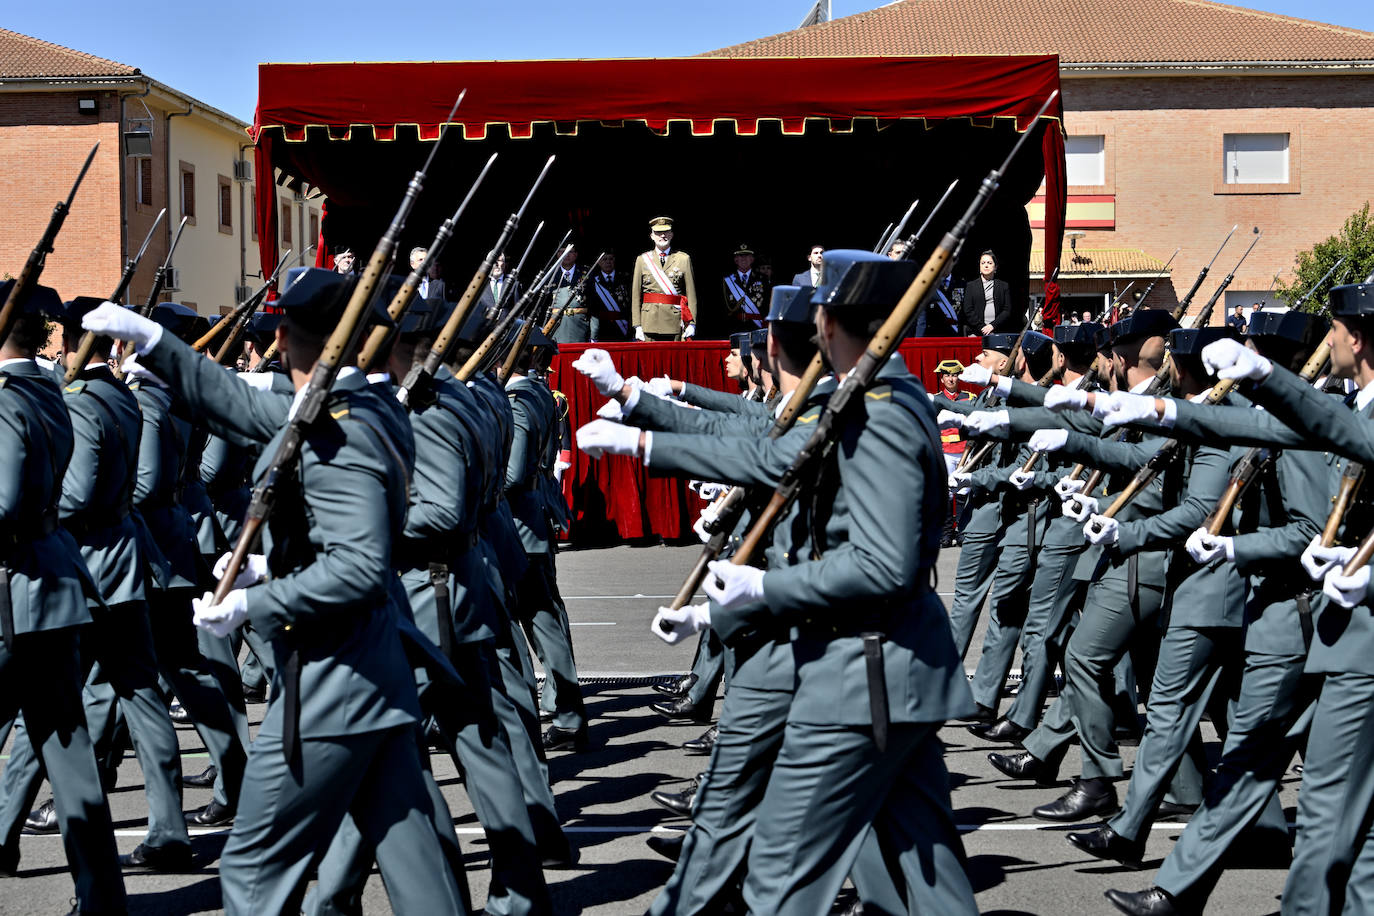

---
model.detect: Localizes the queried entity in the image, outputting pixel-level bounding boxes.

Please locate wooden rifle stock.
[193,252,292,353]
[544,251,605,338]
[1323,462,1364,548]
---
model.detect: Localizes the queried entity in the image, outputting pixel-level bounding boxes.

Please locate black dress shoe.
[169,703,191,725]
[651,696,712,724]
[968,717,1031,744]
[1104,886,1182,916]
[241,682,267,703]
[653,674,698,698]
[683,725,718,755]
[1066,823,1145,866]
[1154,800,1197,821]
[539,708,554,723]
[646,832,685,862]
[958,703,996,725]
[1033,777,1118,822]
[0,847,18,877]
[183,765,217,789]
[22,799,57,835]
[542,725,588,752]
[651,777,699,818]
[186,800,235,827]
[120,842,193,872]
[987,751,1056,785]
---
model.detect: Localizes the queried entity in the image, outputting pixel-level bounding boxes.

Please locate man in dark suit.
[791,245,824,287]
[961,250,1019,336]
[409,247,445,303]
[477,252,520,318]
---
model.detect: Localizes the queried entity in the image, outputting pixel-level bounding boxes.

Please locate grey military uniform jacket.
[129,378,200,592]
[505,376,558,556]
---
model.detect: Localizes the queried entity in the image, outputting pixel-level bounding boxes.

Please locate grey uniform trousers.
[968,502,1049,709]
[685,627,725,709]
[514,553,585,732]
[946,502,1003,658]
[1157,651,1311,909]
[1281,672,1374,916]
[0,601,187,853]
[1005,536,1086,730]
[0,628,125,913]
[220,723,469,916]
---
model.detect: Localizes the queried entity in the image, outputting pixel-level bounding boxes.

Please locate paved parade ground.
[0,543,1297,915]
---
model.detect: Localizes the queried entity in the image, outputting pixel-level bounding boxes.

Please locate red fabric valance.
[551,337,984,543]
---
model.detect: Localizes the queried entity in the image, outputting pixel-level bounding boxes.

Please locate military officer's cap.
[397,297,435,337]
[749,328,769,353]
[249,312,282,342]
[278,267,395,337]
[766,285,816,325]
[1246,310,1330,348]
[58,295,108,328]
[0,279,63,318]
[810,249,916,311]
[150,302,201,341]
[649,216,674,232]
[982,333,1018,354]
[733,244,755,257]
[1109,309,1179,347]
[729,332,749,353]
[1167,325,1240,357]
[934,359,965,375]
[1329,280,1374,318]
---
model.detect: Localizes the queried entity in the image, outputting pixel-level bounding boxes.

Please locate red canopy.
[250,55,1066,320]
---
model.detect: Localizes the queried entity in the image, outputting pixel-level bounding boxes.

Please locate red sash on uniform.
[642,254,694,323]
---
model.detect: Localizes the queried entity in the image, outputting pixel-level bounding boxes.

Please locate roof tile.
[0,27,137,79]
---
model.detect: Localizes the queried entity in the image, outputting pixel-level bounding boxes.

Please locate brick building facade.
[710,0,1374,324]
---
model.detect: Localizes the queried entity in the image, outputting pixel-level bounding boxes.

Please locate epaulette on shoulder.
[64,379,87,395]
[329,407,350,420]
[864,382,894,402]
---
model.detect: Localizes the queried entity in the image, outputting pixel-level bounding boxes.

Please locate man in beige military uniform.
[631,216,697,341]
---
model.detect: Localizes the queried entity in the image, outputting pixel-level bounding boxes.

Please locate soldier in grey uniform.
[83,269,470,914]
[0,282,126,911]
[549,245,590,345]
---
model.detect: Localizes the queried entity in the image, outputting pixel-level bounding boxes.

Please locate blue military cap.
[1329,281,1374,318]
[0,279,64,318]
[1110,309,1179,347]
[1095,325,1113,353]
[1246,310,1329,349]
[749,328,769,354]
[729,331,749,353]
[397,297,434,337]
[249,312,282,341]
[982,333,1018,353]
[1168,325,1241,357]
[150,302,201,341]
[279,267,395,337]
[510,318,555,350]
[59,295,108,327]
[810,249,916,310]
[453,304,491,346]
[766,285,816,325]
[1021,330,1053,358]
[1054,322,1103,348]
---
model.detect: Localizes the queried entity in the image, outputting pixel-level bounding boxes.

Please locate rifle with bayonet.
[65,207,167,382]
[396,155,555,408]
[141,216,190,317]
[482,250,566,382]
[211,91,465,604]
[497,242,575,383]
[0,143,99,349]
[197,252,292,356]
[726,92,1060,568]
[543,250,605,339]
[875,197,920,257]
[357,152,499,373]
[1136,248,1180,307]
[214,245,314,366]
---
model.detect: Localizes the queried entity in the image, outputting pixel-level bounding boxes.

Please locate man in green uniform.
[83,269,470,915]
[0,282,126,912]
[631,217,697,342]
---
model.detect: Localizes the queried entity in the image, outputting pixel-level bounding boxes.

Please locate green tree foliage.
[1278,203,1374,312]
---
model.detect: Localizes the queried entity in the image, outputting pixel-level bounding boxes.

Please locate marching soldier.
[586,251,631,342]
[82,270,470,914]
[0,282,127,912]
[631,217,696,341]
[721,244,768,335]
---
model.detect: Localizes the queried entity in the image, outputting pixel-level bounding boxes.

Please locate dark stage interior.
[270,116,1049,338]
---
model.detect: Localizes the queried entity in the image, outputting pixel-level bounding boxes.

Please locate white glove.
[703,559,767,612]
[633,326,646,342]
[691,513,713,544]
[1008,469,1035,491]
[571,348,624,396]
[1100,392,1161,430]
[645,375,675,398]
[936,410,964,429]
[1043,387,1088,412]
[697,482,727,501]
[963,410,1009,435]
[192,588,249,638]
[652,602,712,645]
[596,399,625,421]
[81,302,163,354]
[1084,513,1120,545]
[1301,535,1354,582]
[1063,493,1099,523]
[950,470,972,487]
[1202,339,1273,382]
[1054,475,1085,499]
[959,364,993,387]
[684,323,696,339]
[1029,429,1068,453]
[1324,564,1372,609]
[1185,528,1234,564]
[212,552,269,589]
[576,419,642,459]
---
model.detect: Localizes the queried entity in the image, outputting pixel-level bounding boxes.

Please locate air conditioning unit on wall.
[233,160,252,182]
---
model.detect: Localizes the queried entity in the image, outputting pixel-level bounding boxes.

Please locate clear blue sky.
[10,0,1374,123]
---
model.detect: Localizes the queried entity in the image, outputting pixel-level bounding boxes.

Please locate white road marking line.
[570,622,617,626]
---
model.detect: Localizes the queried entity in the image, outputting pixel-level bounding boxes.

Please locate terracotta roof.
[705,0,1374,65]
[0,28,137,79]
[1031,248,1170,276]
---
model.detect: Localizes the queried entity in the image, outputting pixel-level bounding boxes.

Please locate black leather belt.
[0,508,58,549]
[0,509,60,646]
[64,503,131,538]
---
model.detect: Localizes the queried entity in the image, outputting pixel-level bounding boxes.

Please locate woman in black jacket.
[961,250,1018,335]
